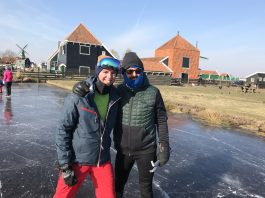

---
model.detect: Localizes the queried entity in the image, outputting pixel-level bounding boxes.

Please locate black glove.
[159,143,170,166]
[72,81,90,97]
[60,164,77,186]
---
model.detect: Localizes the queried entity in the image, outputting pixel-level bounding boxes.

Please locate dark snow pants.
[115,151,156,198]
[5,82,12,96]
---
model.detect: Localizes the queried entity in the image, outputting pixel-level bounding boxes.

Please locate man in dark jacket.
[73,52,170,198]
[114,52,170,198]
[54,56,121,198]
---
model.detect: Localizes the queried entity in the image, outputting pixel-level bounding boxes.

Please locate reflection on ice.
[3,98,13,125]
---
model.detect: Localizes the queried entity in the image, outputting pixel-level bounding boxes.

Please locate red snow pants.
[53,161,115,198]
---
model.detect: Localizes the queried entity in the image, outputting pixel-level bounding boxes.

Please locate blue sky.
[0,0,265,77]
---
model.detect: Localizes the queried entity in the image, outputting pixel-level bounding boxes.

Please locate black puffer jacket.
[114,75,169,155]
[56,76,120,166]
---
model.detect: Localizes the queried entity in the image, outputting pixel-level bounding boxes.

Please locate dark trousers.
[5,82,12,96]
[115,151,156,198]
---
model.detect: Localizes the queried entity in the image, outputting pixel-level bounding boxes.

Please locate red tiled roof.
[199,70,219,75]
[65,23,101,45]
[220,73,229,76]
[141,57,172,72]
[156,34,199,51]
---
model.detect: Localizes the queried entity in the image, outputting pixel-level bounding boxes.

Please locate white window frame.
[79,66,90,76]
[251,78,255,82]
[80,45,91,55]
[258,77,262,81]
[263,77,265,82]
[51,61,58,67]
[50,66,55,71]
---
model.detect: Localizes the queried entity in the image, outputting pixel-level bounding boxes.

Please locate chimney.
[58,41,61,49]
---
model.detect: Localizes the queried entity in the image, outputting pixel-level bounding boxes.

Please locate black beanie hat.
[122,52,144,70]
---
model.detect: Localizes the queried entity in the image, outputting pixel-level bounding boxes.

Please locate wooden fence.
[13,71,235,86]
[14,71,63,82]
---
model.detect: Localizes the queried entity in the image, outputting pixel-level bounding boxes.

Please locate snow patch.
[222,174,241,188]
[221,174,264,198]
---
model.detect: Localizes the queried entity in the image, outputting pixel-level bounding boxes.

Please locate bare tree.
[110,49,120,59]
[2,49,16,58]
[1,49,17,64]
[125,48,132,53]
[119,48,133,59]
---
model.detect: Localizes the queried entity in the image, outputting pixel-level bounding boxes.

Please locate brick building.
[142,33,200,80]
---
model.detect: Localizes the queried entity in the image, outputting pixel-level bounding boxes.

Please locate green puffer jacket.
[114,76,169,155]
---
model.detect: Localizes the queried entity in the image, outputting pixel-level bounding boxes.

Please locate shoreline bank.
[47,80,265,136]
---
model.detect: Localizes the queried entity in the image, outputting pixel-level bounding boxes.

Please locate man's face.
[125,67,143,80]
[98,68,116,86]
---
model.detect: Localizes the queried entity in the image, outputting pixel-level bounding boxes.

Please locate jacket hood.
[121,52,144,70]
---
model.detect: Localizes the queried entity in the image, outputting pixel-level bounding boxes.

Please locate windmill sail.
[16,44,29,59]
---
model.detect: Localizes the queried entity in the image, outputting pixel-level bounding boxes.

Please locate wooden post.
[38,67,40,83]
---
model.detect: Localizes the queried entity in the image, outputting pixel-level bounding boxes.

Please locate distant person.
[0,74,3,94]
[53,56,121,198]
[198,75,202,86]
[3,66,13,97]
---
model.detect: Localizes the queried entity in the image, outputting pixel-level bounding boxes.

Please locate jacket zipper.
[97,97,121,166]
[128,94,134,156]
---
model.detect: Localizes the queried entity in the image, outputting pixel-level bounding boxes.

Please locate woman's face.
[98,68,116,86]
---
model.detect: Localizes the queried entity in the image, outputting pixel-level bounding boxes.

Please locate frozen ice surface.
[0,83,265,198]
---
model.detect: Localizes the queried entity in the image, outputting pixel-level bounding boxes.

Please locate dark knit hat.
[96,66,103,76]
[121,52,144,70]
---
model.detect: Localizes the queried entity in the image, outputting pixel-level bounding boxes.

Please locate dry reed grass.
[158,85,265,134]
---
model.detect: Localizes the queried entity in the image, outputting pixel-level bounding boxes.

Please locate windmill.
[16,44,30,69]
[16,44,29,59]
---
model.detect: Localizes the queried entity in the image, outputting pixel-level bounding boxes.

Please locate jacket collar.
[85,75,120,104]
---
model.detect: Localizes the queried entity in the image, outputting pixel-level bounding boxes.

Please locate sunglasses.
[98,57,120,71]
[125,68,143,75]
